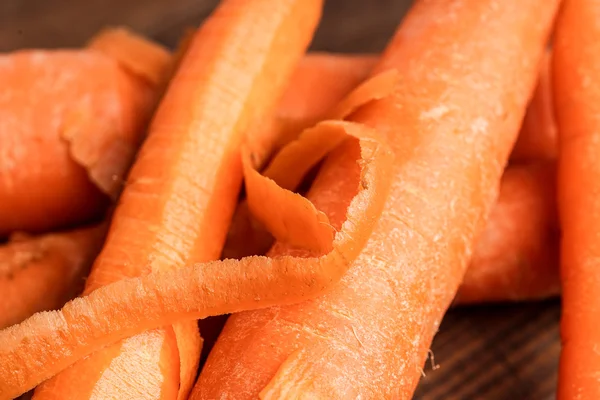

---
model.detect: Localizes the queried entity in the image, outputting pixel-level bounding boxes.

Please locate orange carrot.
[455,162,559,304]
[0,116,393,399]
[553,1,600,397]
[0,35,167,235]
[194,0,557,397]
[0,225,106,329]
[511,51,557,161]
[31,1,322,399]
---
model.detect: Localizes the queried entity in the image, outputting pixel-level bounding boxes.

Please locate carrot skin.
[0,225,106,329]
[31,1,322,399]
[553,1,600,397]
[511,51,557,161]
[455,162,559,304]
[196,0,558,397]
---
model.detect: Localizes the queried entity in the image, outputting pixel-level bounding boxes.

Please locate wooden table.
[1,1,560,398]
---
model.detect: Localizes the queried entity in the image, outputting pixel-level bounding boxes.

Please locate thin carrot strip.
[30,1,322,400]
[87,27,172,88]
[455,162,559,304]
[511,51,557,161]
[196,0,558,398]
[553,1,600,397]
[0,225,106,329]
[0,118,392,399]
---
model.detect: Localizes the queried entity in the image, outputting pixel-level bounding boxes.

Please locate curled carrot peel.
[553,0,600,397]
[87,27,172,89]
[0,225,106,329]
[455,162,559,305]
[0,117,392,398]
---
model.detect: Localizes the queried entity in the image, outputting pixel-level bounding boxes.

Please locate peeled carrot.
[195,0,557,397]
[511,51,557,161]
[0,32,168,236]
[31,1,322,399]
[455,162,559,304]
[0,225,106,329]
[553,1,600,397]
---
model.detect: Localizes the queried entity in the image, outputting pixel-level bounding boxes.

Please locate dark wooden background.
[0,0,561,398]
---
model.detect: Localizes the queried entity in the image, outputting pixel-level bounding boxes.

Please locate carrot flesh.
[0,225,106,329]
[29,1,322,399]
[553,1,600,397]
[195,0,558,397]
[455,162,559,304]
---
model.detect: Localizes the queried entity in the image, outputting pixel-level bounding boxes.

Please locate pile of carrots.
[1,0,599,397]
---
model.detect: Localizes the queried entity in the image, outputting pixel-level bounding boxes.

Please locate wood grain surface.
[0,1,560,399]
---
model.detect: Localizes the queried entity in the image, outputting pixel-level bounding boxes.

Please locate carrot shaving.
[87,27,172,88]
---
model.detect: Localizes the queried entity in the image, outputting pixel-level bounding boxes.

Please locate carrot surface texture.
[0,30,169,236]
[0,225,106,330]
[553,0,600,397]
[194,0,558,398]
[455,162,559,304]
[225,52,561,304]
[28,1,322,400]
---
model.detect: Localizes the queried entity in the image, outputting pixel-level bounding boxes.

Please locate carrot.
[0,116,392,398]
[553,1,600,397]
[0,38,166,235]
[455,162,559,304]
[0,224,106,329]
[31,1,322,399]
[224,53,376,259]
[193,0,558,397]
[511,51,557,161]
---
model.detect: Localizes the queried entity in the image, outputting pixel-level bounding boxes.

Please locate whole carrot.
[224,53,376,259]
[32,1,322,399]
[0,225,106,329]
[0,34,168,236]
[195,0,558,397]
[455,162,559,304]
[553,1,600,397]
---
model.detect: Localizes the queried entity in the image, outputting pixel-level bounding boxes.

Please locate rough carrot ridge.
[195,0,558,398]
